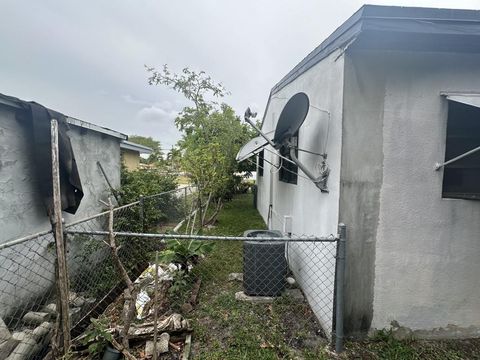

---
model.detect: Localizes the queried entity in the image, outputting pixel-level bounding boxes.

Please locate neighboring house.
[256,5,480,339]
[120,140,153,171]
[0,93,126,317]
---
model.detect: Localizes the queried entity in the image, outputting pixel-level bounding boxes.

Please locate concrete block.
[22,312,51,326]
[7,331,40,360]
[0,317,18,359]
[72,296,85,308]
[235,291,274,303]
[41,303,57,315]
[145,332,170,357]
[285,289,305,301]
[228,273,243,281]
[69,307,81,324]
[32,322,53,343]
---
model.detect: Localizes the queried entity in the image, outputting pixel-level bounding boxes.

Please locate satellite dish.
[273,92,309,147]
[236,136,268,162]
[241,93,330,192]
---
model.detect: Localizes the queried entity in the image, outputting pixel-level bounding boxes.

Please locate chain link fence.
[0,187,345,359]
[0,187,195,359]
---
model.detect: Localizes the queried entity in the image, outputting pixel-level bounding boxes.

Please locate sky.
[1,0,479,150]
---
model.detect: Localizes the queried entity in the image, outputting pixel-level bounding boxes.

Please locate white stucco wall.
[0,104,121,318]
[257,50,345,333]
[371,51,480,337]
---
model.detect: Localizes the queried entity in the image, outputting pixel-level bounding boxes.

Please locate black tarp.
[1,93,84,215]
[27,102,84,215]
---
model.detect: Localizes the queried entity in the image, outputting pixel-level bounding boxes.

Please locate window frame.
[278,134,298,185]
[441,100,480,200]
[257,150,264,177]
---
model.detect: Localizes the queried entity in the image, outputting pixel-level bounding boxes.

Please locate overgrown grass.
[189,193,327,359]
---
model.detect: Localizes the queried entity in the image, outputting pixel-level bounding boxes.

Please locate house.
[255,5,480,339]
[120,140,153,171]
[0,93,126,318]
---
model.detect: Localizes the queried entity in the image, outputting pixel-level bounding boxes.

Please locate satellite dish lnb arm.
[289,147,329,192]
[244,108,277,149]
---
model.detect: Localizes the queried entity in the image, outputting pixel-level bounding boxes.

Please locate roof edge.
[0,93,127,140]
[270,4,480,95]
[120,140,153,154]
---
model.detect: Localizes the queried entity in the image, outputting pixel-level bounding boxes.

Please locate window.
[442,100,480,200]
[257,150,264,177]
[279,134,298,184]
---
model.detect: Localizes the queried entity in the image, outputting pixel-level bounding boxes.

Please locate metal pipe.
[243,116,277,149]
[65,230,338,243]
[264,147,297,165]
[289,147,324,190]
[97,161,120,204]
[139,195,145,232]
[63,202,140,228]
[64,187,193,229]
[142,186,193,200]
[435,145,480,170]
[335,223,346,353]
[0,229,53,250]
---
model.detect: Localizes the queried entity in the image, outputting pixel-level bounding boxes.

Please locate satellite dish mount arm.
[244,108,277,148]
[289,144,329,193]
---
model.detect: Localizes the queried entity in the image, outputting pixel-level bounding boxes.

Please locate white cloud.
[133,105,181,149]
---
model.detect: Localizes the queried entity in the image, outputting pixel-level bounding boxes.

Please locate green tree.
[128,135,164,164]
[146,65,254,228]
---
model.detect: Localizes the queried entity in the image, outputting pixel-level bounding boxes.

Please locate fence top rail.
[0,229,53,251]
[141,185,194,200]
[64,186,194,229]
[63,201,140,229]
[0,186,196,250]
[66,230,338,243]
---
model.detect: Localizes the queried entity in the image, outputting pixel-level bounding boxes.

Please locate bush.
[119,168,177,204]
[116,168,178,231]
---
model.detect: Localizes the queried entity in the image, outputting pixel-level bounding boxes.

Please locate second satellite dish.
[236,136,268,162]
[273,92,309,147]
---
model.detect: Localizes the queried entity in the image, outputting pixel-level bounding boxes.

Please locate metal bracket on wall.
[435,145,480,171]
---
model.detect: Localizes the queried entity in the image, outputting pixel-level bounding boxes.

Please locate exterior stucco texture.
[257,50,345,332]
[368,51,480,337]
[0,104,121,317]
[259,47,480,338]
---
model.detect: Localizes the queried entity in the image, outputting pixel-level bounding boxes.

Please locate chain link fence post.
[184,186,188,219]
[139,195,145,232]
[335,223,346,353]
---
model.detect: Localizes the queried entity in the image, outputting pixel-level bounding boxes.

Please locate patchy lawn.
[343,331,480,360]
[189,193,327,359]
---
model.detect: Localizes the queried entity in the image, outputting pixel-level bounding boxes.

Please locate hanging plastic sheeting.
[1,93,84,215]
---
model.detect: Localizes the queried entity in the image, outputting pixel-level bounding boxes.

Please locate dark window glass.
[258,150,264,177]
[442,101,480,200]
[279,135,298,184]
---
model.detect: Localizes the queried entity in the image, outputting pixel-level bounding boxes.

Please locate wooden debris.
[182,334,192,360]
[189,279,202,306]
[181,278,202,314]
[169,341,181,351]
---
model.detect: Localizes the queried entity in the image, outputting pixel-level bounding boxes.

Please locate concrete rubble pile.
[0,292,95,360]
